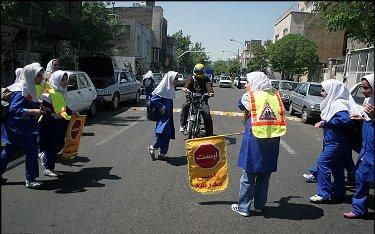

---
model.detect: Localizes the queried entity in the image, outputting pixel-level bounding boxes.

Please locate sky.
[111,1,297,61]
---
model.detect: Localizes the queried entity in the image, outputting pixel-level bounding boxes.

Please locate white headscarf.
[49,70,68,95]
[46,59,59,74]
[151,71,178,99]
[14,68,23,83]
[320,79,350,121]
[361,73,374,121]
[240,71,273,111]
[143,70,153,80]
[7,63,43,102]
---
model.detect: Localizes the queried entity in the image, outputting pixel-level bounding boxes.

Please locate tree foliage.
[266,34,319,80]
[1,1,123,55]
[314,1,374,45]
[246,44,268,73]
[77,2,123,54]
[212,60,228,76]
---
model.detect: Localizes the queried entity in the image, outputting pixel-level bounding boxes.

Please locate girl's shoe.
[343,211,362,219]
[25,180,43,189]
[309,194,331,203]
[148,145,155,161]
[303,173,317,183]
[157,153,168,160]
[231,204,249,217]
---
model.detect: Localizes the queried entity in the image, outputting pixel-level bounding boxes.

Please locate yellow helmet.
[193,63,205,78]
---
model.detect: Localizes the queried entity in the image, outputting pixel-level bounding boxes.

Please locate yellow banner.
[186,135,228,194]
[62,115,86,160]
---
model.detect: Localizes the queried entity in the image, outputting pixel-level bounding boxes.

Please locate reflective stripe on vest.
[46,88,71,120]
[248,90,286,138]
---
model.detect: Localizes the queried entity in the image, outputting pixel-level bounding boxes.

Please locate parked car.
[270,79,299,107]
[288,82,323,123]
[219,75,232,88]
[65,70,98,117]
[94,69,141,110]
[213,76,220,83]
[233,76,247,88]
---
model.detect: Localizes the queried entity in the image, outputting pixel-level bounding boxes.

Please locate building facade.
[1,1,82,87]
[113,3,168,72]
[241,40,262,70]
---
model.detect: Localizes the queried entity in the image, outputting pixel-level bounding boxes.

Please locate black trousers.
[180,98,213,136]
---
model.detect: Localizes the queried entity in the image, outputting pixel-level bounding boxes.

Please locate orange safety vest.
[248,90,286,138]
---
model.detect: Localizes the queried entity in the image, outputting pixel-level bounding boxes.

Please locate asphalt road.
[1,84,374,233]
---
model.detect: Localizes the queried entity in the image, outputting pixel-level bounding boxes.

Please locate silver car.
[288,82,323,123]
[270,80,299,107]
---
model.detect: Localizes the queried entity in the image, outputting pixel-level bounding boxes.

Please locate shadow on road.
[56,155,91,168]
[263,196,324,220]
[167,155,187,166]
[41,167,121,194]
[225,136,237,145]
[198,201,237,205]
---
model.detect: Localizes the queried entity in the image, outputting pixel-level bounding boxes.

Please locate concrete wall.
[273,11,311,42]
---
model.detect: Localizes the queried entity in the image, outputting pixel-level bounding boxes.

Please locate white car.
[233,76,247,88]
[349,82,365,109]
[219,76,232,88]
[65,70,98,117]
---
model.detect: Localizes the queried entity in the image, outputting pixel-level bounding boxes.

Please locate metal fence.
[345,47,374,88]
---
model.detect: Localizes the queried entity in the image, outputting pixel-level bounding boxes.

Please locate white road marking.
[280,139,297,155]
[96,117,147,146]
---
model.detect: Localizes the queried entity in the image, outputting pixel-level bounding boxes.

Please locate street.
[1,85,374,234]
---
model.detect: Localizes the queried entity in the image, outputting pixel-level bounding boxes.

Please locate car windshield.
[309,84,322,96]
[91,72,117,89]
[280,81,298,91]
[153,74,164,82]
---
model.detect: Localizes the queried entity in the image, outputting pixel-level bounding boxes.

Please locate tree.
[314,2,374,45]
[189,42,211,68]
[266,34,319,80]
[212,60,228,76]
[227,58,240,75]
[246,44,268,72]
[77,2,123,54]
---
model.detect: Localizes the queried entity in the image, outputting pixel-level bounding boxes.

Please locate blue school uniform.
[150,94,175,154]
[316,111,351,200]
[352,119,374,215]
[1,91,40,181]
[236,98,280,213]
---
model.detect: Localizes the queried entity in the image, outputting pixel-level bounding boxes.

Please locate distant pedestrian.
[309,79,352,203]
[39,70,76,177]
[143,70,155,100]
[1,63,46,188]
[231,71,286,216]
[45,59,60,75]
[343,74,374,219]
[147,71,178,160]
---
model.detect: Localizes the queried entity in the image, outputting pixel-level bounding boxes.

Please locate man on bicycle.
[180,63,214,136]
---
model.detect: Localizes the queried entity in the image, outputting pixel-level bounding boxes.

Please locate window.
[298,83,307,95]
[126,72,135,81]
[78,74,89,88]
[283,28,288,36]
[309,84,322,96]
[349,53,359,72]
[275,34,279,41]
[68,75,78,91]
[351,84,365,105]
[124,25,130,40]
[120,72,128,82]
[367,50,374,71]
[271,81,280,89]
[358,52,368,72]
[137,35,141,53]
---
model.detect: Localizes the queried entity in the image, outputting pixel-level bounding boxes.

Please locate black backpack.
[146,100,162,121]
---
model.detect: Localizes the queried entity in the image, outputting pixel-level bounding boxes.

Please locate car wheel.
[288,103,296,115]
[301,108,310,123]
[87,100,97,117]
[111,93,120,110]
[133,91,140,104]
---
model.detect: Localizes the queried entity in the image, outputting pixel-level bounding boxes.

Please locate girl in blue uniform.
[231,72,281,217]
[148,71,178,160]
[343,74,374,218]
[1,63,46,188]
[39,71,73,177]
[310,79,352,203]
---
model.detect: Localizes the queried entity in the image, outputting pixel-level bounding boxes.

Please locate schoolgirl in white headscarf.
[151,71,178,99]
[320,79,350,121]
[46,59,60,74]
[240,71,273,111]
